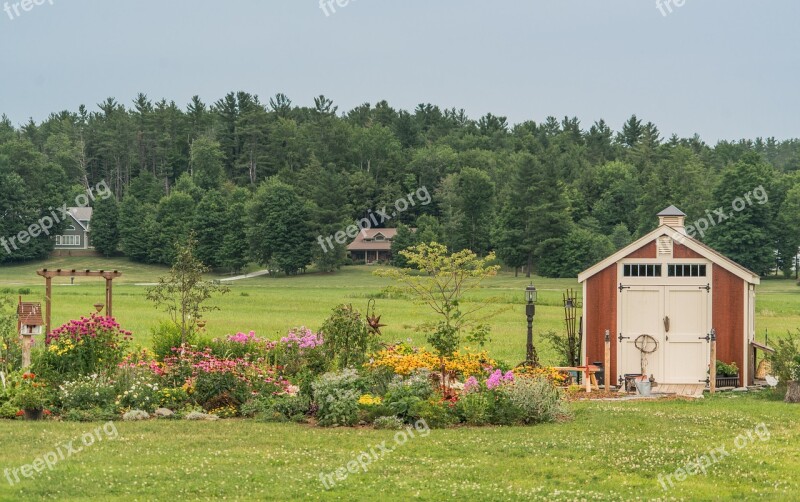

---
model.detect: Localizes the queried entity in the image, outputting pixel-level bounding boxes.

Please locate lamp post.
[525,284,539,366]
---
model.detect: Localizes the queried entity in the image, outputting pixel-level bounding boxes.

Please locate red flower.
[15,410,24,417]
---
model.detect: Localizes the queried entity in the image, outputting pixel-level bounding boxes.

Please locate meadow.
[1,257,799,501]
[2,256,798,364]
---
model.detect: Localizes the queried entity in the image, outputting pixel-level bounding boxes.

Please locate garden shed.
[578,206,760,388]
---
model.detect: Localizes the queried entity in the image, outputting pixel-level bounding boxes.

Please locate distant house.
[54,207,93,251]
[347,228,398,264]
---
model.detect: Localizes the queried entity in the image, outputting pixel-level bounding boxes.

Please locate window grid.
[668,264,707,277]
[623,264,662,277]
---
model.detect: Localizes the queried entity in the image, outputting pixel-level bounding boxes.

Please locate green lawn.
[0,392,797,501]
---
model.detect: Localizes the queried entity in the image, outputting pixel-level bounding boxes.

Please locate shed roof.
[67,207,93,230]
[577,225,761,285]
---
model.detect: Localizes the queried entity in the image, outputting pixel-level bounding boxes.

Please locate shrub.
[487,389,525,425]
[62,407,117,422]
[312,369,361,427]
[159,387,191,410]
[409,398,456,429]
[115,368,161,412]
[12,373,50,411]
[58,374,117,411]
[0,401,18,419]
[320,305,374,369]
[35,314,132,383]
[207,331,275,360]
[456,391,490,426]
[151,321,193,361]
[504,376,570,424]
[768,331,800,383]
[272,327,328,377]
[373,416,405,430]
[383,372,435,422]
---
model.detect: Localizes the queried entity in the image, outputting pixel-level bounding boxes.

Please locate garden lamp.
[525,284,538,365]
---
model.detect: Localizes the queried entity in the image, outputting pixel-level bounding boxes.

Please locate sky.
[0,0,798,143]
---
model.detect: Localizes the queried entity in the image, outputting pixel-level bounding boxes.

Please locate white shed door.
[664,287,709,383]
[619,285,709,384]
[620,287,664,379]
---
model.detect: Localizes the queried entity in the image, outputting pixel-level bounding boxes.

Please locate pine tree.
[90,196,119,256]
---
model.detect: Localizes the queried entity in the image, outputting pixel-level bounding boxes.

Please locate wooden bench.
[553,366,601,392]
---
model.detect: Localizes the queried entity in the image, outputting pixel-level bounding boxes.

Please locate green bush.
[159,387,191,410]
[487,389,524,425]
[456,391,490,426]
[0,401,18,419]
[151,321,194,361]
[409,399,456,429]
[58,374,117,411]
[312,369,361,427]
[320,304,375,369]
[114,368,161,412]
[768,331,800,384]
[33,313,131,385]
[62,407,117,422]
[504,376,570,424]
[383,372,434,422]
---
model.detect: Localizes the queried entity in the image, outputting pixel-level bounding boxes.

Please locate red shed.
[578,206,760,388]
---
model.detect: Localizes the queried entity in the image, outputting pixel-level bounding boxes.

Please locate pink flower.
[464,376,479,393]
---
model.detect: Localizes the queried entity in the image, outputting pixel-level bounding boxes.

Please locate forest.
[1,92,799,277]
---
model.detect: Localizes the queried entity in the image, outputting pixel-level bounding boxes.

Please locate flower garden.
[1,307,572,428]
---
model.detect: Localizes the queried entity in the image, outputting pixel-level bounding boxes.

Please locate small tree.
[376,243,500,386]
[146,236,229,343]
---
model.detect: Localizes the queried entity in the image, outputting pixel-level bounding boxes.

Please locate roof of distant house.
[346,228,399,251]
[67,207,93,230]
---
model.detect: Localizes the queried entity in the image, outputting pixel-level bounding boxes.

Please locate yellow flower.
[358,394,382,406]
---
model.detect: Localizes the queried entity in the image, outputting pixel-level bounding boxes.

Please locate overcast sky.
[1,0,798,142]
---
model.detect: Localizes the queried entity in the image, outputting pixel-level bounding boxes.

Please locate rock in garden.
[154,408,174,418]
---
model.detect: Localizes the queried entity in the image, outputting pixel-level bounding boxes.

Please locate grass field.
[2,257,798,365]
[2,257,799,501]
[0,392,797,501]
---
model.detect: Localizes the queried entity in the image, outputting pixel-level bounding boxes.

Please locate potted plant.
[12,373,49,420]
[715,361,740,388]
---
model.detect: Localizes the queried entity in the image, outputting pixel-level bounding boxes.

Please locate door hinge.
[618,333,630,342]
[619,283,631,292]
[699,283,710,292]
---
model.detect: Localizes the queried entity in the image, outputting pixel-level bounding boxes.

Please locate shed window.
[623,264,662,277]
[668,264,707,277]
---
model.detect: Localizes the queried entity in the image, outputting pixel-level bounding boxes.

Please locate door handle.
[663,316,670,333]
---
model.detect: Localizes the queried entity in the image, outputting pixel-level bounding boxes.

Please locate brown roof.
[18,302,43,326]
[346,228,399,251]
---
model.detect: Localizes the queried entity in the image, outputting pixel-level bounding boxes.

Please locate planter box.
[716,375,739,388]
[23,409,43,421]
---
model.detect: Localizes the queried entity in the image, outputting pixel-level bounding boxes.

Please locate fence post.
[709,329,717,394]
[604,330,611,392]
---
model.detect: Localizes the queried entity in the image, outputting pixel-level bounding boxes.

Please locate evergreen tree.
[90,196,119,256]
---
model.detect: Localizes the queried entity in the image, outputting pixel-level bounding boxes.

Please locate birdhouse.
[17,300,44,336]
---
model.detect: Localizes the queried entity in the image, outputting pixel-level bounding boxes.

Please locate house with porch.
[347,228,398,264]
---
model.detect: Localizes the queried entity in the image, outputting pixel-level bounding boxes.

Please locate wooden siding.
[674,242,704,259]
[585,264,617,378]
[712,265,745,386]
[625,241,656,259]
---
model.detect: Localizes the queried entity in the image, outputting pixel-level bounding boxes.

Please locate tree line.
[1,92,799,277]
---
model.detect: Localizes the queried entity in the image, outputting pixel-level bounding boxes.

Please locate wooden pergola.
[36,269,123,335]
